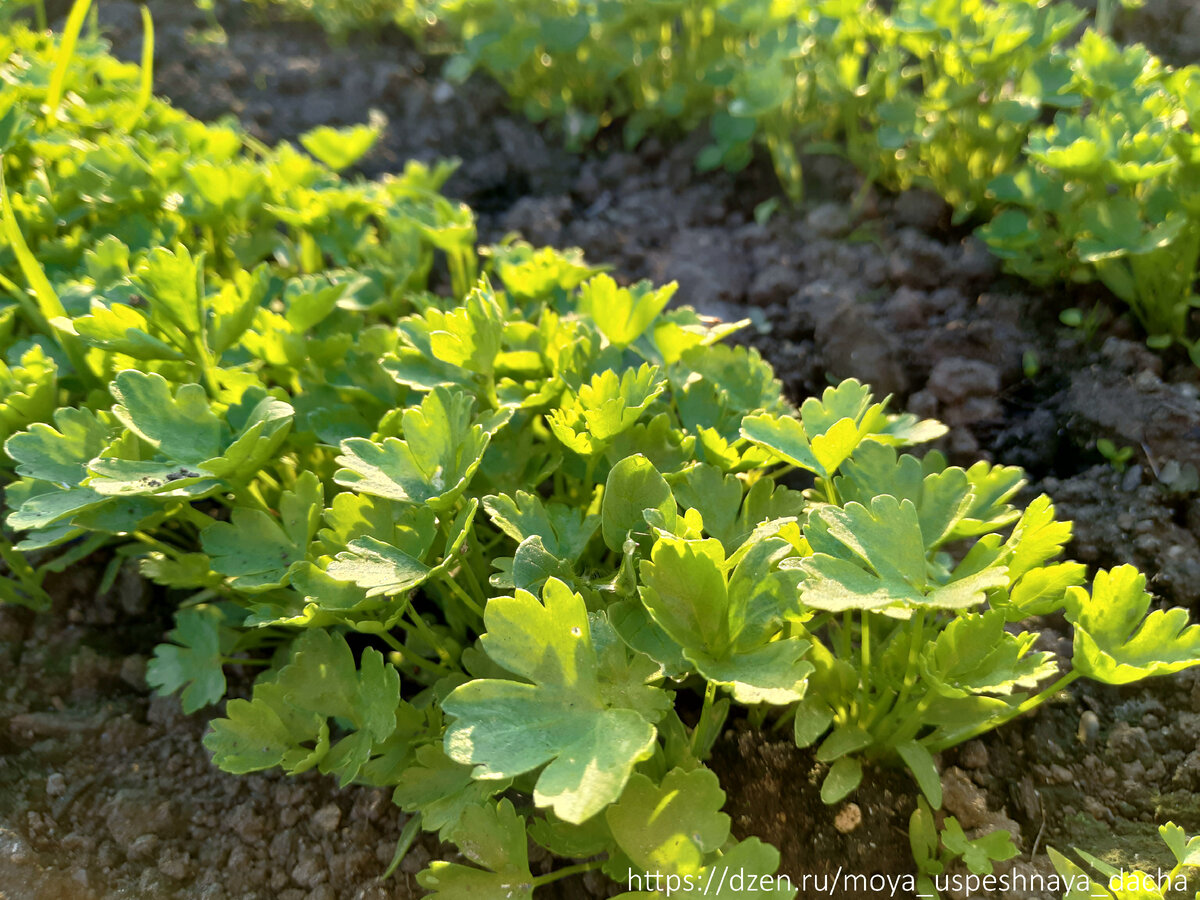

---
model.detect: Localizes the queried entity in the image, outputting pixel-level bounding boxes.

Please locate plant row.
[4,9,1200,899]
[252,0,1200,358]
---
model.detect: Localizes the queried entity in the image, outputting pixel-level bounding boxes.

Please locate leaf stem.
[439,517,487,611]
[860,612,872,699]
[529,859,605,888]
[881,608,928,732]
[380,813,423,881]
[376,628,454,681]
[690,679,719,758]
[404,606,456,668]
[885,691,936,746]
[437,572,485,618]
[133,530,187,562]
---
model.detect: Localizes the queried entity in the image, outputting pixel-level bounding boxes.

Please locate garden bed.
[2,2,1200,898]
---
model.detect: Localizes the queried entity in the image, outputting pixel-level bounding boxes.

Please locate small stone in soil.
[311,802,341,834]
[833,803,862,834]
[46,772,66,797]
[1078,711,1100,746]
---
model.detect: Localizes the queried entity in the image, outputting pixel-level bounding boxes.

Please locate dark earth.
[3,0,1200,897]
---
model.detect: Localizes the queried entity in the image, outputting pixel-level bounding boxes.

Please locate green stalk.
[232,481,274,516]
[871,609,928,738]
[175,504,216,532]
[748,704,769,730]
[405,606,455,667]
[883,691,936,746]
[35,0,47,30]
[689,680,720,758]
[770,702,798,733]
[530,860,605,888]
[380,813,423,881]
[892,609,927,711]
[376,629,454,681]
[437,572,485,618]
[859,611,873,698]
[121,5,155,131]
[45,0,95,119]
[440,516,488,610]
[133,530,188,562]
[0,163,94,385]
[0,534,50,609]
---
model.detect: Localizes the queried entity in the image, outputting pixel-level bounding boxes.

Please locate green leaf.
[608,598,689,677]
[816,725,872,762]
[84,459,217,499]
[203,683,328,776]
[668,463,744,549]
[146,605,229,713]
[696,838,797,898]
[201,392,294,479]
[507,535,574,593]
[739,412,822,475]
[417,278,504,376]
[1000,494,1073,582]
[549,364,666,455]
[895,740,942,809]
[941,818,1018,874]
[797,496,1008,612]
[820,757,863,804]
[792,695,835,748]
[201,472,322,591]
[326,534,431,597]
[1068,565,1200,684]
[679,344,785,419]
[416,800,534,899]
[1004,562,1087,620]
[141,552,221,590]
[835,444,975,548]
[334,388,508,511]
[579,274,676,348]
[205,631,408,786]
[607,768,730,876]
[299,114,384,171]
[110,370,222,464]
[442,579,663,823]
[483,490,599,562]
[909,800,940,872]
[1158,822,1200,867]
[639,536,731,655]
[602,454,677,552]
[319,493,438,558]
[392,744,511,840]
[6,407,110,486]
[131,244,204,339]
[72,302,185,360]
[6,484,111,531]
[921,611,1057,698]
[1047,847,1114,900]
[688,640,812,705]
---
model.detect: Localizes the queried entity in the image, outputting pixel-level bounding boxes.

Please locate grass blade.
[122,5,156,131]
[0,161,65,328]
[44,0,95,119]
[0,159,92,383]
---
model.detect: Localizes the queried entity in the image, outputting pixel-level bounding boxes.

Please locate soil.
[4,1,1200,898]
